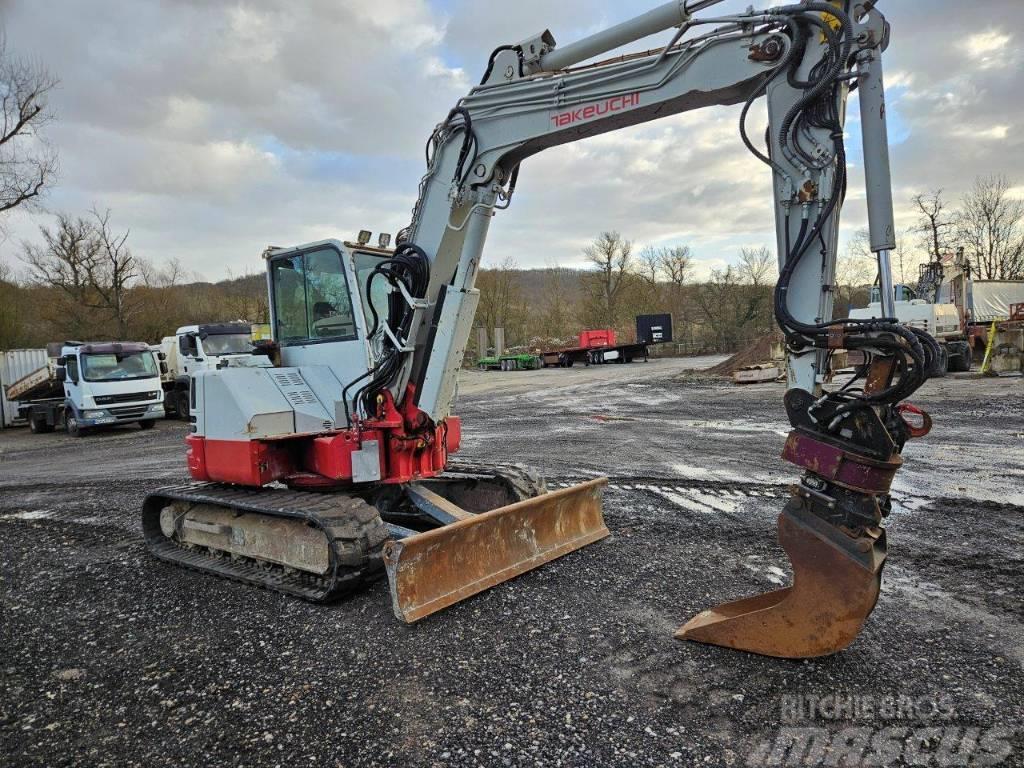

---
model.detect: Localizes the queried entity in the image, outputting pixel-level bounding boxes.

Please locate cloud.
[1,0,1023,284]
[960,30,1014,69]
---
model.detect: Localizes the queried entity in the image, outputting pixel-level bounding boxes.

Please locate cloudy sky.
[1,0,1021,282]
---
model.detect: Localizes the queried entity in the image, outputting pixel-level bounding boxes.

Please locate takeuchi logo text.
[551,93,640,127]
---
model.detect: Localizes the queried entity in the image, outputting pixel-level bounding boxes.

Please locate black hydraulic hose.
[776,4,852,163]
[479,45,519,85]
[738,15,801,171]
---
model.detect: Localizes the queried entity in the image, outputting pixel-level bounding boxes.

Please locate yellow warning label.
[822,0,842,41]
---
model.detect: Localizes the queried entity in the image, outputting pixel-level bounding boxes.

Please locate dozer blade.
[383,478,608,623]
[676,496,886,658]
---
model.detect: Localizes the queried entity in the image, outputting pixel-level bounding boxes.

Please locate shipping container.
[636,314,674,344]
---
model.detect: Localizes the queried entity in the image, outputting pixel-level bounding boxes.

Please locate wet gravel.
[1,361,1022,767]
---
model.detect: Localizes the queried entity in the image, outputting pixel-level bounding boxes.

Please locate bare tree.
[957,175,1024,280]
[88,207,139,336]
[1,38,58,218]
[658,245,693,288]
[636,245,661,286]
[476,256,524,343]
[737,245,776,287]
[581,231,633,328]
[891,228,920,288]
[694,265,773,351]
[21,213,101,337]
[834,230,877,315]
[912,189,955,264]
[138,256,186,289]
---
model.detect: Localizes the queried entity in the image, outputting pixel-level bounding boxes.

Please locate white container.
[0,348,50,428]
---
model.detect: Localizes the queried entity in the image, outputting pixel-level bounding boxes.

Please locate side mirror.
[56,368,67,383]
[57,356,67,366]
[157,351,167,361]
[160,362,169,375]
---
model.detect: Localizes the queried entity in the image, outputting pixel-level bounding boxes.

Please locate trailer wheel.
[139,420,156,430]
[176,390,190,419]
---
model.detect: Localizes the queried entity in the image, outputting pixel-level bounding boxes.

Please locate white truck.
[5,341,166,436]
[849,285,972,372]
[156,323,273,418]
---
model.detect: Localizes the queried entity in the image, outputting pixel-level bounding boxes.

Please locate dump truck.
[156,324,273,418]
[4,342,165,436]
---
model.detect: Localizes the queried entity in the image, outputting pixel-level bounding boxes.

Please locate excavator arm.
[372,0,939,656]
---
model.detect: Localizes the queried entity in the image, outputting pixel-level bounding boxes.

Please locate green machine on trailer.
[478,353,543,371]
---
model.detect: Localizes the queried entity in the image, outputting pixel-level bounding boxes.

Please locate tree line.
[2,41,1023,356]
[474,235,782,357]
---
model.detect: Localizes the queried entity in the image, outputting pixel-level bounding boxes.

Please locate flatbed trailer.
[540,342,649,368]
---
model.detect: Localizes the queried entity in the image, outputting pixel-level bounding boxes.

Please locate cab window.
[271,248,358,343]
[353,252,393,332]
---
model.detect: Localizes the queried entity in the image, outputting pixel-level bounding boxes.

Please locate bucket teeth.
[676,497,886,658]
[384,478,609,623]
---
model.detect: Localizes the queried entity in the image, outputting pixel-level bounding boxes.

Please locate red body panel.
[193,437,295,486]
[186,385,462,488]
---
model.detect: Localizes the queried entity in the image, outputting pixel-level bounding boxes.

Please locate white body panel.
[849,301,962,341]
[194,366,341,441]
[418,288,480,422]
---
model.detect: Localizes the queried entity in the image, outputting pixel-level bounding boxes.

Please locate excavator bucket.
[676,495,886,658]
[383,478,608,623]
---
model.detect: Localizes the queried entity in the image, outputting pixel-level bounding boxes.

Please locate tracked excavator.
[143,0,939,658]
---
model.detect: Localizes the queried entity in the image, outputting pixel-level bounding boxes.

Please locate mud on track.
[1,358,1022,767]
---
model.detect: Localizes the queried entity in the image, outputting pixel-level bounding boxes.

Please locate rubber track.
[440,460,548,501]
[142,483,388,603]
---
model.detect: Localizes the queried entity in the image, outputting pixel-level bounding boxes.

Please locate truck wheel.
[176,390,190,419]
[139,420,156,430]
[65,416,86,438]
[29,416,53,434]
[947,343,972,373]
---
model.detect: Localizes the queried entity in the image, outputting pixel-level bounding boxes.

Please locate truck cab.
[22,342,166,436]
[159,324,273,418]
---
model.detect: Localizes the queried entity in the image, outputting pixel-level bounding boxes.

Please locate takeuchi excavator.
[143,0,939,658]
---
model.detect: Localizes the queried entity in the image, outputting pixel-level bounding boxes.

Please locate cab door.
[269,242,372,423]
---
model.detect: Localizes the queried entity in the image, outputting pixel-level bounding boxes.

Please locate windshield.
[82,351,159,382]
[271,248,358,343]
[354,252,392,332]
[201,333,253,356]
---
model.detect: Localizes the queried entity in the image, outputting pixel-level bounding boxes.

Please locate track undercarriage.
[142,463,608,620]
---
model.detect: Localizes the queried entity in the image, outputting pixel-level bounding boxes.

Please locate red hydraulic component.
[896,403,932,439]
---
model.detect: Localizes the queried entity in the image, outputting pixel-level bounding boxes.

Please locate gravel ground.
[1,358,1022,767]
